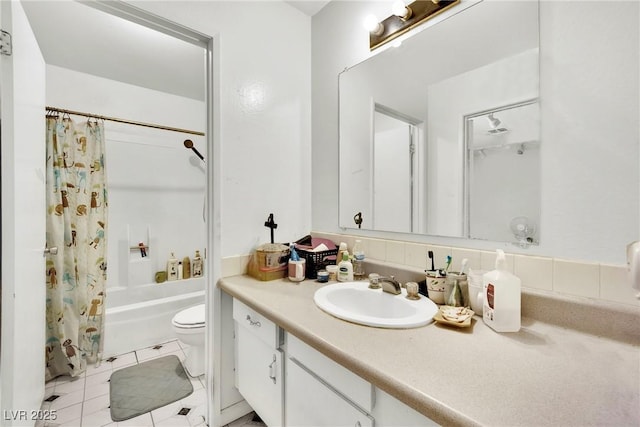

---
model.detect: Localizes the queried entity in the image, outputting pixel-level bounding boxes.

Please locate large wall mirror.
[339,0,539,245]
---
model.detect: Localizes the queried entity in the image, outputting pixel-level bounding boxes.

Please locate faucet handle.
[405,282,420,300]
[368,273,381,289]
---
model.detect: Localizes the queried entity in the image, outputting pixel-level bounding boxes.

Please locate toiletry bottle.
[352,239,365,280]
[337,251,353,282]
[178,261,183,280]
[482,249,521,332]
[192,250,203,278]
[338,242,348,265]
[183,256,191,279]
[167,252,179,281]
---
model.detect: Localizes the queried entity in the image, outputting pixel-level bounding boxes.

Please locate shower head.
[184,139,205,162]
[487,113,501,129]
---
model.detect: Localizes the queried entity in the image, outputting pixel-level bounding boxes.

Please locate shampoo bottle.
[183,256,191,279]
[337,251,353,282]
[192,250,203,278]
[167,252,179,281]
[482,249,521,332]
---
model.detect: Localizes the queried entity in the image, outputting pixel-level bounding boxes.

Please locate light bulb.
[392,1,412,20]
[363,14,384,36]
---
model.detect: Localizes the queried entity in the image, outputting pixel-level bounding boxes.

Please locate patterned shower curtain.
[44,114,108,380]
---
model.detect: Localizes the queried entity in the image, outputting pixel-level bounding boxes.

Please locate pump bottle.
[482,249,521,332]
[337,251,354,282]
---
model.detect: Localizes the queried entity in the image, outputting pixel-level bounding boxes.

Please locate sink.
[313,281,439,328]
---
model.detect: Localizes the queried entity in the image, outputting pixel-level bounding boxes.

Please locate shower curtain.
[44,115,108,380]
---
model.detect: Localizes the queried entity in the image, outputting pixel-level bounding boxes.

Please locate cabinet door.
[236,325,283,427]
[286,358,373,427]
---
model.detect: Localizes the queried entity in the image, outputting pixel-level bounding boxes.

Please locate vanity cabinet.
[232,297,435,427]
[233,299,284,427]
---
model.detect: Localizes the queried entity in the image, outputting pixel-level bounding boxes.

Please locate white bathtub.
[103,277,205,357]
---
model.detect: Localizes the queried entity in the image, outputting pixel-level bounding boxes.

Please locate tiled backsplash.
[221,232,639,308]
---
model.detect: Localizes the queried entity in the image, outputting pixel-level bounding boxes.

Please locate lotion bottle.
[167,252,179,281]
[482,249,521,332]
[337,251,353,282]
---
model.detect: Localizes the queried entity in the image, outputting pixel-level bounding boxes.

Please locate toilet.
[172,303,206,377]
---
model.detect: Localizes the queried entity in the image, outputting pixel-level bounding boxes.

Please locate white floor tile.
[109,352,137,369]
[81,407,113,427]
[154,415,191,427]
[85,360,113,377]
[50,402,83,425]
[150,400,182,424]
[83,380,110,401]
[117,413,154,427]
[48,389,85,411]
[84,369,111,389]
[82,394,110,419]
[54,376,86,394]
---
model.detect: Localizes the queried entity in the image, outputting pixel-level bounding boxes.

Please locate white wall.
[128,0,312,257]
[312,0,639,264]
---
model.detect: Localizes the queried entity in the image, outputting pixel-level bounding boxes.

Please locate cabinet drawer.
[288,333,374,412]
[286,357,374,427]
[233,298,278,348]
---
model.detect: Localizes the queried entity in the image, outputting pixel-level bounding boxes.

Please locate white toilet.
[172,303,206,377]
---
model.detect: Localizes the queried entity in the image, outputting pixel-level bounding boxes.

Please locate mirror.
[339,0,539,245]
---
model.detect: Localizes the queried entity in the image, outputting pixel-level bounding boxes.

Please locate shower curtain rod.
[45,106,205,136]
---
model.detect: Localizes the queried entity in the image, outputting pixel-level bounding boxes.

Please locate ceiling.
[21,1,330,102]
[285,1,331,16]
[22,2,200,101]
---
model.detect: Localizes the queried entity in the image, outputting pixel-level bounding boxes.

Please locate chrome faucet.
[373,275,402,295]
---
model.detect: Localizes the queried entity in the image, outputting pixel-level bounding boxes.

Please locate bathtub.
[103,277,205,357]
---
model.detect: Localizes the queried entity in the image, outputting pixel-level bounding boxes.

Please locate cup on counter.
[288,259,306,282]
[426,273,446,304]
[444,272,468,307]
[467,269,486,314]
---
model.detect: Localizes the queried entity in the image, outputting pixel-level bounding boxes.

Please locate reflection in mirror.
[373,104,422,233]
[465,100,540,246]
[339,0,539,244]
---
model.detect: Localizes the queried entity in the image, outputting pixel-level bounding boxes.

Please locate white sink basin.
[313,281,438,328]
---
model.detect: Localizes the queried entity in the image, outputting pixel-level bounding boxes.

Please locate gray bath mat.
[110,355,193,421]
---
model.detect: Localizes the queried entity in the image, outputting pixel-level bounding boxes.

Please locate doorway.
[1,1,217,425]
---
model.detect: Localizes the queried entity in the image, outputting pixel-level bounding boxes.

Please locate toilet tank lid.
[174,304,205,326]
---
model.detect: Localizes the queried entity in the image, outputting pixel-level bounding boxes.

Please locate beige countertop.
[219,275,640,427]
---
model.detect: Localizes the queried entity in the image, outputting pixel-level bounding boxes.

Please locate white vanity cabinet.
[233,299,284,427]
[232,297,435,427]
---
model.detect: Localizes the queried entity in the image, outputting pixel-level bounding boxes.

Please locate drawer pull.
[268,354,277,384]
[246,314,261,327]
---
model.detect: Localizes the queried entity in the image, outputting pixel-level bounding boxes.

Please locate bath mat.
[110,355,193,421]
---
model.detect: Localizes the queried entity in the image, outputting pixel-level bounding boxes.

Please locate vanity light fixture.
[369,0,460,50]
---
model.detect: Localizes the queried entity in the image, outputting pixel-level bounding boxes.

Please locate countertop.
[219,275,640,427]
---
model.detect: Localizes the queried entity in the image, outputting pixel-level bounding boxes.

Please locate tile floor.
[37,340,260,427]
